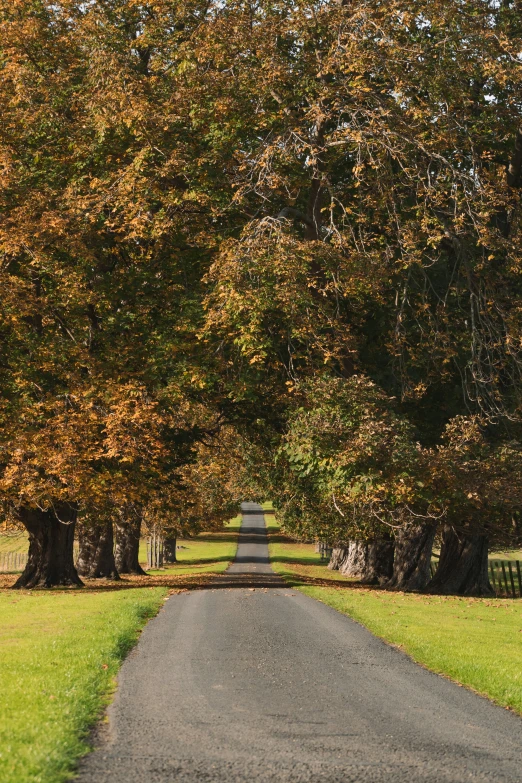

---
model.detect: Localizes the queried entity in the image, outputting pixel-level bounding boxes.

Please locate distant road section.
[76,502,522,782]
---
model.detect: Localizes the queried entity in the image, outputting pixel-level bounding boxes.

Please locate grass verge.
[0,588,167,783]
[302,585,522,714]
[267,523,353,585]
[267,518,522,715]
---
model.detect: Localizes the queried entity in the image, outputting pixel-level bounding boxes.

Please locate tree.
[426,417,522,595]
[0,0,238,585]
[268,375,439,591]
[3,0,522,594]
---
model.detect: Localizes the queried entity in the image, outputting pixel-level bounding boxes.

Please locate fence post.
[508,562,516,599]
[501,561,509,596]
[516,561,522,598]
[489,562,497,593]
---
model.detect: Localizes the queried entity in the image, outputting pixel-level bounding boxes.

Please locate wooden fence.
[0,552,28,572]
[489,560,522,598]
[426,559,522,597]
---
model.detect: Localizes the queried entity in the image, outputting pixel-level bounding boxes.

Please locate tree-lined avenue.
[76,504,522,783]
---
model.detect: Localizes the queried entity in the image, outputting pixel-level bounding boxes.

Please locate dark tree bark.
[114,514,146,575]
[426,526,494,597]
[163,534,177,564]
[13,503,83,589]
[360,538,395,585]
[384,524,436,592]
[77,520,119,580]
[337,538,394,584]
[328,544,350,571]
[340,541,368,577]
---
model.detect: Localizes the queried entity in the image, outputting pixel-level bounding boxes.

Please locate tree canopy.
[1,0,522,592]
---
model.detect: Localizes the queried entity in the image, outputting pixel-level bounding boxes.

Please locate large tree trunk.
[384,524,436,592]
[426,527,494,597]
[114,514,146,575]
[340,541,368,577]
[13,503,83,589]
[360,538,395,585]
[338,539,394,584]
[328,544,350,571]
[164,533,177,564]
[77,520,119,580]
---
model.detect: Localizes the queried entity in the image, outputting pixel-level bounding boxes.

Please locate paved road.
[76,503,522,783]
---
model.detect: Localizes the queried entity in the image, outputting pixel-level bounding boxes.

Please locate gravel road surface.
[76,502,522,783]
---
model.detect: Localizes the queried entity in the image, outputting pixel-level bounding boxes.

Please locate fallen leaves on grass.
[0,570,219,593]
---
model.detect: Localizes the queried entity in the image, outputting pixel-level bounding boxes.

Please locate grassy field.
[267,520,522,715]
[0,588,167,783]
[141,516,241,575]
[0,530,29,553]
[491,549,522,561]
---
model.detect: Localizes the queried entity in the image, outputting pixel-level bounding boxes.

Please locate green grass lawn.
[0,530,29,553]
[267,518,522,715]
[491,549,522,561]
[0,588,167,783]
[267,523,353,584]
[142,516,241,575]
